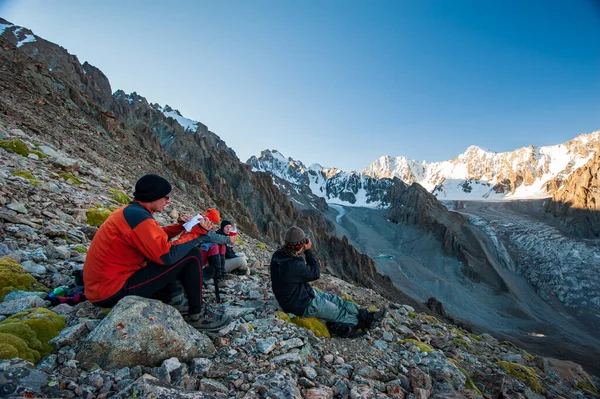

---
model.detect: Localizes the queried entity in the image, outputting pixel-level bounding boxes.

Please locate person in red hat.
[84,174,232,331]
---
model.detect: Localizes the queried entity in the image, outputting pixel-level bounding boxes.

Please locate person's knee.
[187,246,203,260]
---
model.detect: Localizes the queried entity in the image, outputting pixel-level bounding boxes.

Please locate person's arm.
[161,213,192,238]
[130,218,201,265]
[286,252,320,283]
[197,229,234,245]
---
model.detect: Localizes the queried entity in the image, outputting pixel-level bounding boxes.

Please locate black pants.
[93,247,203,315]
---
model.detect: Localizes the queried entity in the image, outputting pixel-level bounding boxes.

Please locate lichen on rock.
[495,360,542,393]
[276,311,330,338]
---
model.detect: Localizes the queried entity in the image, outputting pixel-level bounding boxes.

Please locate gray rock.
[272,352,301,364]
[191,358,213,376]
[36,354,58,373]
[421,352,466,389]
[252,370,302,398]
[50,322,89,349]
[36,145,62,158]
[112,374,206,399]
[41,224,69,238]
[199,378,228,394]
[29,248,48,263]
[21,260,47,274]
[0,358,48,397]
[0,296,47,316]
[76,296,215,368]
[257,337,278,354]
[7,202,28,214]
[302,366,318,380]
[281,337,304,349]
[3,290,47,302]
[45,244,70,260]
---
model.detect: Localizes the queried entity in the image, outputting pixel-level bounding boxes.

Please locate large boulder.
[76,296,214,368]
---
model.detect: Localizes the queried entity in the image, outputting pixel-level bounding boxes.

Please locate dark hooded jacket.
[270,248,320,315]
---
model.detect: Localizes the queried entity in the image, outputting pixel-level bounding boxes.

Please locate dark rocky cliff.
[546,150,600,238]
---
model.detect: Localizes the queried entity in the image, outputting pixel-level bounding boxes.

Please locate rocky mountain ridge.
[248,131,599,207]
[247,149,394,208]
[365,131,599,200]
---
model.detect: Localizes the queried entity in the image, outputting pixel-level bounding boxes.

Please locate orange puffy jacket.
[83,201,202,302]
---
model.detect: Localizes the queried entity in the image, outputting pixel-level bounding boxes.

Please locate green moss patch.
[0,333,39,363]
[58,172,83,185]
[0,258,49,301]
[422,315,440,324]
[109,188,131,204]
[256,242,268,250]
[1,308,66,359]
[276,311,330,338]
[576,381,599,396]
[11,170,42,186]
[29,150,48,159]
[0,139,30,157]
[86,206,114,227]
[495,361,542,393]
[398,339,434,353]
[72,245,88,254]
[453,338,471,347]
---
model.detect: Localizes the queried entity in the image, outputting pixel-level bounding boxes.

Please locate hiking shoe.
[168,292,189,316]
[187,305,232,332]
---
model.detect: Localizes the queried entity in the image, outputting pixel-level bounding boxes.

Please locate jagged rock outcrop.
[545,150,600,238]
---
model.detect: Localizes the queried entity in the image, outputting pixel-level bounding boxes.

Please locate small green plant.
[58,172,83,185]
[407,312,417,318]
[495,361,542,393]
[109,188,131,204]
[422,315,440,324]
[0,139,29,157]
[256,242,268,250]
[398,339,434,353]
[469,333,483,342]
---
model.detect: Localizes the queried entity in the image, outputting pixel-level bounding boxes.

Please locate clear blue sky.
[2,0,599,171]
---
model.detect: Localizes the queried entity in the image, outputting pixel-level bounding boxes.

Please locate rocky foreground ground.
[1,123,599,398]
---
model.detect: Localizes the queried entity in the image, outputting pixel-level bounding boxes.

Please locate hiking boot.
[356,307,387,330]
[326,322,365,338]
[187,305,232,332]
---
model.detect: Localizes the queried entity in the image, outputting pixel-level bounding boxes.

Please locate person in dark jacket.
[270,226,384,336]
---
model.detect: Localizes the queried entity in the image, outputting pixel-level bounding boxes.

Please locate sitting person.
[270,226,384,337]
[83,174,231,331]
[216,220,249,275]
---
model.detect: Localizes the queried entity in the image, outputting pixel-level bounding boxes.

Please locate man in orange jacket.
[83,174,232,331]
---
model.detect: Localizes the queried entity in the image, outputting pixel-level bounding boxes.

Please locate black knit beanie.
[221,220,232,230]
[133,174,172,202]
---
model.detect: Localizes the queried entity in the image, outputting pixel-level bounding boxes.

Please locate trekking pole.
[214,267,221,303]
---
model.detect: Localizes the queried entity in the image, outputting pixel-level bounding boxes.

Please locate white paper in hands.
[183,214,204,232]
